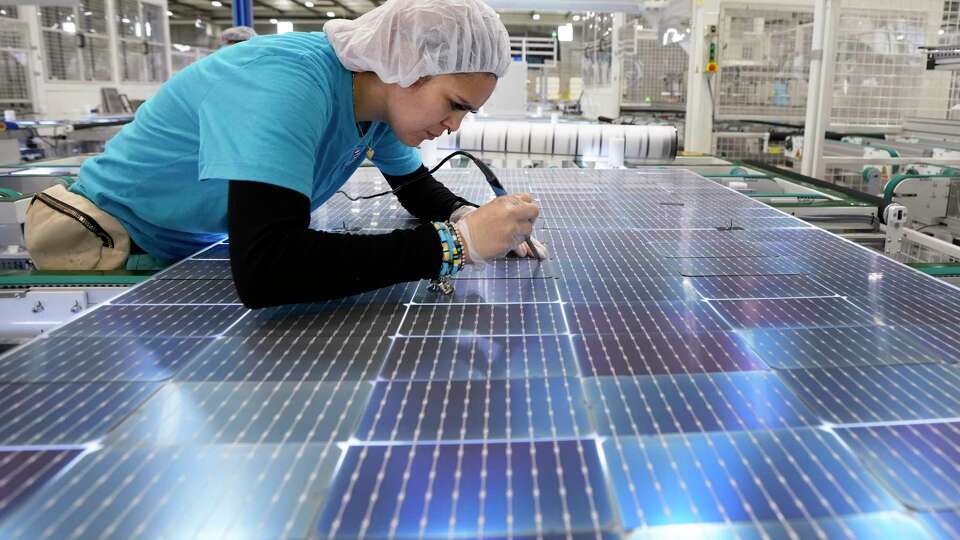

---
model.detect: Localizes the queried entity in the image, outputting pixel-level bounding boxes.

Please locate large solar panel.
[1,167,959,539]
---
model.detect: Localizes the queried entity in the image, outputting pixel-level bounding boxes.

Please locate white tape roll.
[436,130,457,150]
[578,125,602,158]
[482,121,508,152]
[553,124,579,155]
[458,123,484,151]
[506,122,531,153]
[600,125,626,158]
[529,124,555,154]
[624,126,644,159]
[608,136,625,168]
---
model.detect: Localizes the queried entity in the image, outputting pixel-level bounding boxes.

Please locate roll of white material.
[529,124,555,154]
[436,130,457,150]
[419,138,439,167]
[600,125,626,158]
[550,112,560,124]
[608,136,625,168]
[553,124,579,155]
[728,181,749,192]
[458,122,484,151]
[648,126,676,160]
[624,126,645,159]
[578,125,602,158]
[506,122,531,153]
[482,121,508,152]
[3,110,15,123]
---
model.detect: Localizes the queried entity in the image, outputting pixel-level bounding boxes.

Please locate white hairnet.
[220,26,257,45]
[325,0,511,88]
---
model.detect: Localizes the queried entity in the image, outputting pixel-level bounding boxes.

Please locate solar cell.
[2,167,960,538]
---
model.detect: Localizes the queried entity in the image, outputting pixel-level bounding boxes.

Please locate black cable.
[337,150,502,201]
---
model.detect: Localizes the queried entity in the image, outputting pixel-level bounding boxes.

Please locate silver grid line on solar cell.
[0,167,959,539]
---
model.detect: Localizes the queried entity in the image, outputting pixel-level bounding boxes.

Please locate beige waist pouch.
[25,184,130,270]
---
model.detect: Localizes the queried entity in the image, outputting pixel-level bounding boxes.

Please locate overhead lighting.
[326,10,335,17]
[896,34,905,40]
[62,21,76,33]
[166,10,173,16]
[532,12,540,21]
[211,1,222,7]
[939,28,946,35]
[277,21,293,33]
[194,18,203,28]
[121,17,130,23]
[269,17,278,24]
[572,14,580,22]
[304,1,313,6]
[83,10,92,15]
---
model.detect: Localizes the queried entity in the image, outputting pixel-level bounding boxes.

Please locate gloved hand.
[453,193,540,268]
[452,204,548,261]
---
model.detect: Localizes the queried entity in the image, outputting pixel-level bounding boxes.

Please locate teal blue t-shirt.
[72,32,422,261]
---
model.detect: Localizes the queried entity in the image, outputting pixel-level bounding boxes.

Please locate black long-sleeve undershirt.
[228,167,475,309]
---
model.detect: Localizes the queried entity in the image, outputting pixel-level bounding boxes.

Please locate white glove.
[450,204,476,223]
[512,237,548,260]
[453,194,540,269]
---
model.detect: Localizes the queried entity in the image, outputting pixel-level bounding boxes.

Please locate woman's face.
[385,73,497,147]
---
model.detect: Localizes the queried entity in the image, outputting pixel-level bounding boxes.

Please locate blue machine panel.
[355,377,592,441]
[602,429,900,531]
[2,168,959,538]
[0,337,211,382]
[382,336,580,381]
[584,372,817,435]
[316,440,615,538]
[573,331,766,376]
[835,421,960,510]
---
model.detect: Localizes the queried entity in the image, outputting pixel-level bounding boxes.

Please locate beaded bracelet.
[432,221,464,278]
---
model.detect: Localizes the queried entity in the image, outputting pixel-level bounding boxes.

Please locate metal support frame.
[801,0,839,178]
[684,0,719,153]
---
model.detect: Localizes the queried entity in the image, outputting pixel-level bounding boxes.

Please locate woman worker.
[24,0,545,308]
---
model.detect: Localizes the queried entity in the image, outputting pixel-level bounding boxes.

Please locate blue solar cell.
[225,290,409,338]
[708,297,872,330]
[356,377,591,441]
[0,444,341,540]
[573,332,766,376]
[848,295,960,326]
[177,336,390,381]
[412,278,560,304]
[382,336,580,381]
[157,259,233,280]
[648,240,781,258]
[675,257,805,277]
[835,421,960,511]
[916,511,960,540]
[777,364,960,423]
[316,440,615,538]
[560,277,699,303]
[688,274,835,299]
[0,382,161,444]
[399,303,569,336]
[584,372,817,435]
[623,512,934,539]
[0,448,84,520]
[112,279,240,304]
[0,337,211,382]
[106,381,371,444]
[737,326,949,369]
[51,305,247,338]
[602,429,900,531]
[568,301,729,337]
[454,258,559,279]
